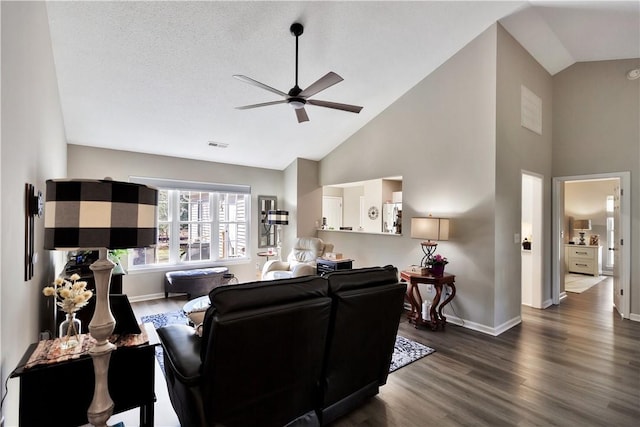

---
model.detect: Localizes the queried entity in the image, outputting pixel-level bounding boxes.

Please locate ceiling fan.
[233,23,363,123]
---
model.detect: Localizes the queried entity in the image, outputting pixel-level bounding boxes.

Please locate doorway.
[322,196,343,230]
[552,172,630,318]
[521,172,543,308]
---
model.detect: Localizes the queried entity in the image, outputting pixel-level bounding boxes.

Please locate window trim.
[128,177,251,270]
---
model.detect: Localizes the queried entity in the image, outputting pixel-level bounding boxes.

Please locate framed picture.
[589,234,599,246]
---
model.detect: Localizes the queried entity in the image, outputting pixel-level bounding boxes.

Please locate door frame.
[552,171,630,318]
[521,170,544,308]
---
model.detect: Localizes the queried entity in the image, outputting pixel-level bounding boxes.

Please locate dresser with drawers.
[565,244,602,276]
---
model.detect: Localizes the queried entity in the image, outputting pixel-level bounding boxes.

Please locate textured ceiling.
[45,1,640,171]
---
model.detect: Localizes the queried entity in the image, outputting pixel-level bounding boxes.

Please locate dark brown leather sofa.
[157,266,406,427]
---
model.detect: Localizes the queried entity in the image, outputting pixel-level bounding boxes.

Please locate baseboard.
[559,291,568,301]
[445,315,521,336]
[541,298,554,308]
[629,313,640,322]
[127,292,166,303]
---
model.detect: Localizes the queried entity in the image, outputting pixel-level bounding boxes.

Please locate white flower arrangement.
[43,273,93,314]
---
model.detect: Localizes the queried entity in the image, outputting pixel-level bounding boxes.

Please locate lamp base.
[420,241,438,268]
[87,249,116,427]
[578,231,586,245]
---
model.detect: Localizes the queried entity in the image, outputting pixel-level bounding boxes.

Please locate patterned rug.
[142,310,435,373]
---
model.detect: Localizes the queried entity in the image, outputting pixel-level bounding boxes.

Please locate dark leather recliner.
[157,266,406,427]
[158,276,331,427]
[320,265,406,425]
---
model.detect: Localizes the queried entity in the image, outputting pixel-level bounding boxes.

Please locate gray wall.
[1,2,68,425]
[495,25,553,322]
[318,23,555,332]
[552,59,639,316]
[68,144,284,295]
[320,25,501,332]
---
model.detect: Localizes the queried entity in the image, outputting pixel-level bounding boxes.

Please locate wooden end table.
[400,270,456,330]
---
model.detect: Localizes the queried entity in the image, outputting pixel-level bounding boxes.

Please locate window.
[128,178,250,268]
[606,195,614,268]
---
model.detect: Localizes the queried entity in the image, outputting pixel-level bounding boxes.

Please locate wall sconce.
[25,183,43,280]
[266,210,289,260]
[44,178,158,427]
[573,219,591,245]
[411,216,450,267]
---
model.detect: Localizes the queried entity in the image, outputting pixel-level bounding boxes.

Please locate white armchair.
[262,237,334,280]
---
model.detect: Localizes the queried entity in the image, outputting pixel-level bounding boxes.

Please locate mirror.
[258,195,277,248]
[321,177,402,234]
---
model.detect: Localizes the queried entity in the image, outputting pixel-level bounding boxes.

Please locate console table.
[400,270,456,330]
[10,323,159,427]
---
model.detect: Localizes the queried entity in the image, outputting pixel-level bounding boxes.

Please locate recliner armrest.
[290,263,316,277]
[262,260,291,276]
[157,324,202,385]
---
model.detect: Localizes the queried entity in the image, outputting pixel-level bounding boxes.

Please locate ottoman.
[164,267,229,299]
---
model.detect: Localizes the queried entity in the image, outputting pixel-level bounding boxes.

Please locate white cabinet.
[565,245,602,276]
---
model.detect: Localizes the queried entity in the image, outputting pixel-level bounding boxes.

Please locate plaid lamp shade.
[266,210,289,225]
[44,179,158,250]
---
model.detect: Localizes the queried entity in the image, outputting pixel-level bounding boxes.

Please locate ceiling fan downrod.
[289,23,304,96]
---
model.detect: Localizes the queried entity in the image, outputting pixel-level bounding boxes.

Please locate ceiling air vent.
[208,141,229,148]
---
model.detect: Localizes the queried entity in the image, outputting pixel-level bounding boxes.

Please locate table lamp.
[44,178,157,427]
[266,209,289,260]
[411,216,450,267]
[573,219,591,245]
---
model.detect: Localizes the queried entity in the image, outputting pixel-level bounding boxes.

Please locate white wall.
[67,144,283,296]
[1,2,68,425]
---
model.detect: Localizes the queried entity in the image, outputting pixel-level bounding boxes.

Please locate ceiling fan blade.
[233,75,288,98]
[235,100,287,110]
[295,107,309,123]
[307,99,363,114]
[299,72,344,98]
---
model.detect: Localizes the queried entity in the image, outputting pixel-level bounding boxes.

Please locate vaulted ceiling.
[45,1,640,170]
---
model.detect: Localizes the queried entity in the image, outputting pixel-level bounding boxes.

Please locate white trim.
[443,315,521,336]
[629,313,640,322]
[130,176,250,194]
[552,171,631,318]
[127,257,249,275]
[127,293,167,303]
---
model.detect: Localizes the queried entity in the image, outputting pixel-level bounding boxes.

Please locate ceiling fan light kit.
[234,23,363,123]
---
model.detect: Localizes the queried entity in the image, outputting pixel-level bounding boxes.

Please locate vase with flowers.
[427,254,448,277]
[43,274,93,349]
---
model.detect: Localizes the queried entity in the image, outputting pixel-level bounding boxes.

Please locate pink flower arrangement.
[428,254,448,266]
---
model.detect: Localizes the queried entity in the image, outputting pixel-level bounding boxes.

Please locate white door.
[612,184,622,315]
[322,196,342,229]
[521,172,543,308]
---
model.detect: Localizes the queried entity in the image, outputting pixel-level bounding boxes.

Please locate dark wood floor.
[132,277,640,426]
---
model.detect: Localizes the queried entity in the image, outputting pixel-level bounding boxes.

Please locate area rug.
[142,311,434,373]
[565,274,606,293]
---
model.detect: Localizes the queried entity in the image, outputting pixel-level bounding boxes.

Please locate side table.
[10,323,159,427]
[400,270,456,330]
[316,258,353,275]
[257,251,275,261]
